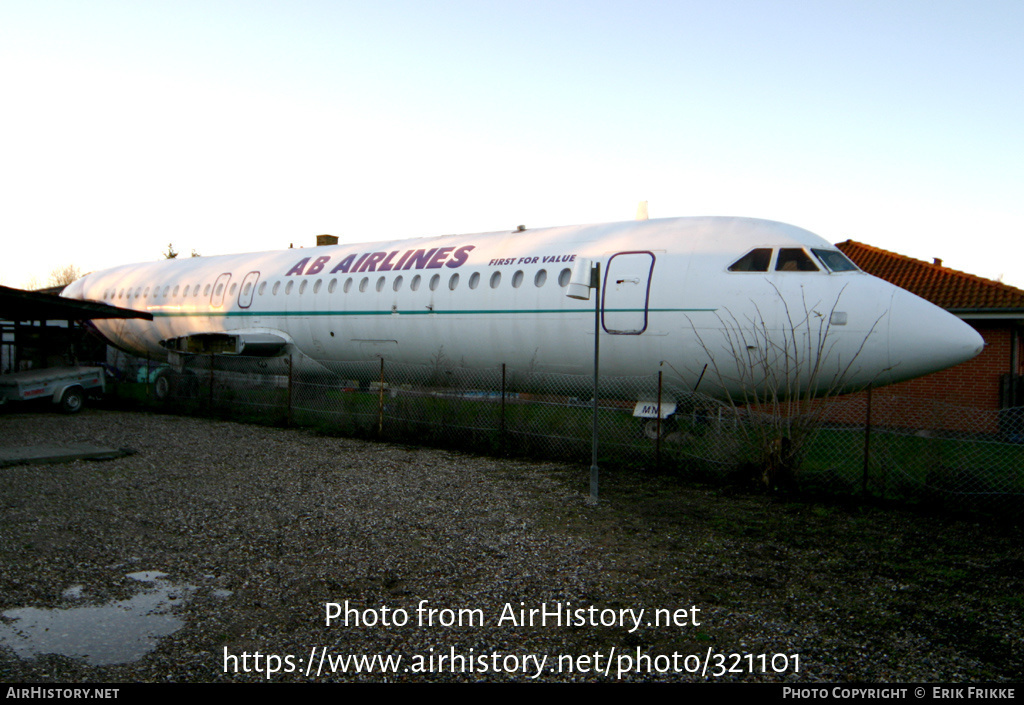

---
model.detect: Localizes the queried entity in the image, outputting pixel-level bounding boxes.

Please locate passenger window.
[393,276,403,291]
[410,275,421,292]
[359,277,369,293]
[173,285,180,297]
[469,272,480,289]
[376,277,385,292]
[143,287,150,298]
[299,281,308,295]
[328,278,337,294]
[776,248,819,272]
[313,279,322,294]
[344,278,353,293]
[243,282,252,296]
[729,248,772,272]
[558,268,571,287]
[535,269,547,287]
[449,273,459,290]
[273,281,281,295]
[258,282,267,296]
[229,283,237,296]
[204,284,211,296]
[285,281,294,295]
[812,249,859,272]
[490,272,502,289]
[512,271,524,288]
[163,286,171,297]
[429,274,440,291]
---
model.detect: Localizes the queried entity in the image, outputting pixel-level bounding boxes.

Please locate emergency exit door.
[237,271,260,308]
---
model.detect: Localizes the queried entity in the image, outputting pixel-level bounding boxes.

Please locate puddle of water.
[0,571,195,666]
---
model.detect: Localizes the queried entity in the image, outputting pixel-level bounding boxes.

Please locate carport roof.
[0,285,153,322]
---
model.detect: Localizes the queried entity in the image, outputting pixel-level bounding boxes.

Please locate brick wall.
[821,321,1022,434]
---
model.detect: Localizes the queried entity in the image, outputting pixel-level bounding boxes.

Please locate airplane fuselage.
[61,217,984,400]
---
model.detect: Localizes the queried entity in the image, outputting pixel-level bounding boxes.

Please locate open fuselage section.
[62,217,984,399]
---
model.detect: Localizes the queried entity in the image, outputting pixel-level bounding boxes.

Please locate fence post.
[862,385,872,495]
[378,358,385,435]
[655,370,663,468]
[286,354,293,427]
[501,363,507,434]
[589,262,601,504]
[208,352,215,411]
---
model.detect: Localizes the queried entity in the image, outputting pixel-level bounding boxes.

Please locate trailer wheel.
[60,387,85,414]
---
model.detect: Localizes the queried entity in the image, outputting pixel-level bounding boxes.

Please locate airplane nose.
[886,288,984,383]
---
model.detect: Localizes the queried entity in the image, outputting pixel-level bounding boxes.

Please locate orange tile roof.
[835,240,1024,311]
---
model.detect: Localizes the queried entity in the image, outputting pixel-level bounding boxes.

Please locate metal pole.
[656,370,663,467]
[12,320,20,372]
[378,357,385,435]
[590,263,601,504]
[208,352,215,410]
[286,354,293,427]
[500,363,506,434]
[862,385,872,495]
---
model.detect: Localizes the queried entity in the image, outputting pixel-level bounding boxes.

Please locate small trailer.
[0,366,106,413]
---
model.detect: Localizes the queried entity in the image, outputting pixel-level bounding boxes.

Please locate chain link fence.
[106,349,1024,516]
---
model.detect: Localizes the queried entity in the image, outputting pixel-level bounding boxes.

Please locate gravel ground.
[0,408,1021,683]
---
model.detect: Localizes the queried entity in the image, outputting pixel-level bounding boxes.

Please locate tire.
[153,369,172,401]
[60,387,85,414]
[641,415,677,439]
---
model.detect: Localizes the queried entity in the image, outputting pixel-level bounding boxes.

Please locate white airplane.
[61,216,983,406]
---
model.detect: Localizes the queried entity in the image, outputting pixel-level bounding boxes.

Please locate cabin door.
[601,251,655,335]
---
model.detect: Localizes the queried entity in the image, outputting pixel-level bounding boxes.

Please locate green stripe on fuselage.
[149,307,716,318]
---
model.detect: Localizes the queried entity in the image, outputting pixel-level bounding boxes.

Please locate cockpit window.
[775,248,819,272]
[812,249,859,272]
[728,248,772,272]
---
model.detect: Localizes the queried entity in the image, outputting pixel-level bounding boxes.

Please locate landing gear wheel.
[641,416,677,439]
[153,370,172,401]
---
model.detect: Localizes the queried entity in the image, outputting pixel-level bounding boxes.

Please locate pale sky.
[2,0,1023,290]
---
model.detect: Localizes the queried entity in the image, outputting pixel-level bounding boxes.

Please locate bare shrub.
[692,285,883,489]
